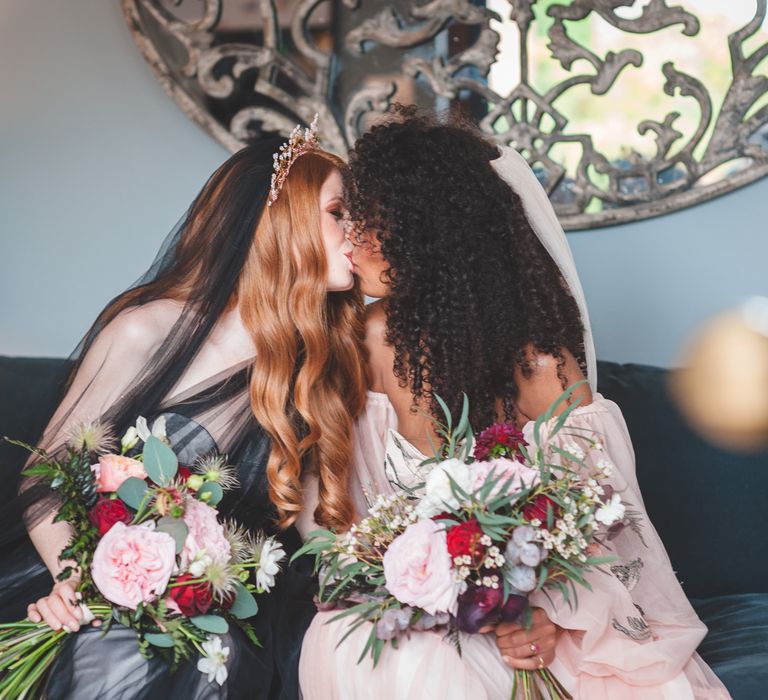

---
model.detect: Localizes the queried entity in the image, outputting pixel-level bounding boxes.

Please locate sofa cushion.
[692,593,768,700]
[597,361,768,599]
[0,356,71,495]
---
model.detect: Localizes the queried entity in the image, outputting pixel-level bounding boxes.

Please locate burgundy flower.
[168,574,214,616]
[474,423,528,462]
[456,585,503,633]
[89,496,133,535]
[455,585,529,633]
[523,494,561,529]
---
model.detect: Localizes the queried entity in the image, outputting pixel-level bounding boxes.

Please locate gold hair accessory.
[268,114,319,206]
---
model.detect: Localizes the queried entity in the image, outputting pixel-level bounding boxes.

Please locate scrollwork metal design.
[123,0,768,229]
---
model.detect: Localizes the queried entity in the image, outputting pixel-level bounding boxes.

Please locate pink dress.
[298,392,731,699]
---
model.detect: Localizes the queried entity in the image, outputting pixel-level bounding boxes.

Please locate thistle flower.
[66,420,115,454]
[223,520,251,563]
[203,560,239,602]
[193,454,240,491]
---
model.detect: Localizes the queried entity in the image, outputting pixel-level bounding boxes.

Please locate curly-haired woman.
[298,107,730,699]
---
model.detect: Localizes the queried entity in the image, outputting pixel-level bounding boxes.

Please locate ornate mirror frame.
[123,0,768,230]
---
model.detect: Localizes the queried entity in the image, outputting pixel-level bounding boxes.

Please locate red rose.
[445,518,485,560]
[89,496,133,535]
[168,574,214,616]
[523,494,561,529]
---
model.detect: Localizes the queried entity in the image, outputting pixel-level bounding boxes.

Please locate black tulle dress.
[1,366,316,699]
[0,138,326,699]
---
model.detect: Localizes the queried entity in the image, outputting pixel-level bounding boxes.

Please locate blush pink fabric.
[298,392,732,700]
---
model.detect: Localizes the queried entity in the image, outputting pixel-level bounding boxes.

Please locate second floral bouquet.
[0,417,285,698]
[295,386,625,700]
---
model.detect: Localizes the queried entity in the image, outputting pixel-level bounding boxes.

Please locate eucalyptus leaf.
[117,477,149,510]
[190,614,229,634]
[196,481,223,506]
[156,516,189,553]
[144,632,174,648]
[229,582,259,620]
[142,435,178,486]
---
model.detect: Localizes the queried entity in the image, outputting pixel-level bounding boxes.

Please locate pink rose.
[92,522,176,609]
[181,498,231,568]
[92,454,146,493]
[472,458,539,498]
[383,520,461,615]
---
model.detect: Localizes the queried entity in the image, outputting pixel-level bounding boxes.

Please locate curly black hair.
[344,105,587,429]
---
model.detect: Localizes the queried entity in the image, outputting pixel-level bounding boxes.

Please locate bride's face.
[350,229,390,298]
[319,169,355,291]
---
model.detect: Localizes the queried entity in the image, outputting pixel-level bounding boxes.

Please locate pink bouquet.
[296,386,624,699]
[0,417,284,698]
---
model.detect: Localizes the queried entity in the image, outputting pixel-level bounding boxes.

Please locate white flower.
[135,415,167,443]
[197,636,229,685]
[254,537,286,592]
[120,426,140,452]
[595,493,625,526]
[416,459,473,518]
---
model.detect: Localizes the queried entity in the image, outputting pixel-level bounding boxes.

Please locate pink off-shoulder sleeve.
[525,395,731,699]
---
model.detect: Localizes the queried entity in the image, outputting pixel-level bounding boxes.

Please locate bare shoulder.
[102,300,184,352]
[363,300,394,393]
[514,345,592,421]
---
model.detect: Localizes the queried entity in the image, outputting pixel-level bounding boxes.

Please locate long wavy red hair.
[67,146,365,532]
[238,151,367,531]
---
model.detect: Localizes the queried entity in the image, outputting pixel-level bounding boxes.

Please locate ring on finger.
[537,655,545,669]
[529,642,540,655]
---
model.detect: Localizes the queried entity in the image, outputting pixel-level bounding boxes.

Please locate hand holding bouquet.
[0,417,285,699]
[296,385,624,699]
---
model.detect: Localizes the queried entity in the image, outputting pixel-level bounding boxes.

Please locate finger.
[27,603,41,623]
[56,584,82,617]
[34,599,63,631]
[499,635,557,661]
[47,595,81,632]
[496,625,554,648]
[501,652,551,671]
[478,625,496,634]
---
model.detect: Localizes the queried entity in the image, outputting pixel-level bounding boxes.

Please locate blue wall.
[1,1,766,366]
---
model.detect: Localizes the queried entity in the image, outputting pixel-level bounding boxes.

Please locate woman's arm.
[494,347,590,668]
[26,308,162,630]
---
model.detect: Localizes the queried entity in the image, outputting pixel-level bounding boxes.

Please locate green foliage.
[118,476,149,510]
[190,615,229,635]
[156,516,189,554]
[142,435,178,486]
[196,481,223,506]
[229,582,259,620]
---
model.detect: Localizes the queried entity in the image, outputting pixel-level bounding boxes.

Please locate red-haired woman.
[3,131,366,698]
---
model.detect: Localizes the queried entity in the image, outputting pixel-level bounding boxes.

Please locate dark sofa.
[1,356,766,698]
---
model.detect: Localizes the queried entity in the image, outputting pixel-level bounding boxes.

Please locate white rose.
[419,459,473,517]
